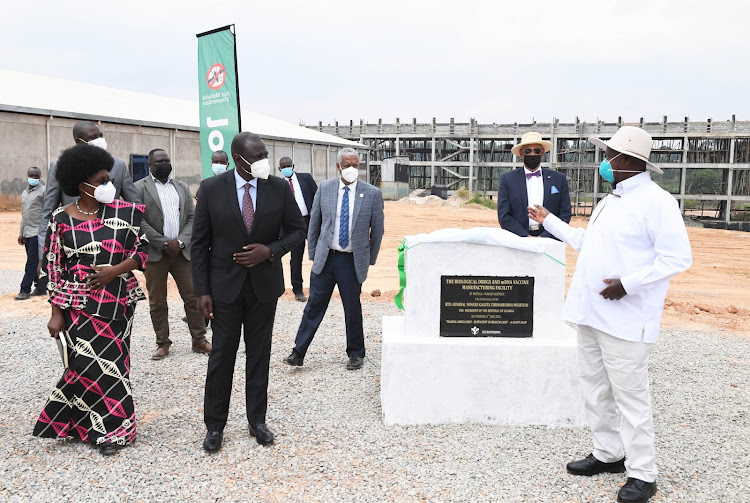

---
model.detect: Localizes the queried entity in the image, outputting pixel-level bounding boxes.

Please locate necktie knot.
[525,170,541,180]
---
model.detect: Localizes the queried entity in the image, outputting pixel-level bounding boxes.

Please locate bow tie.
[525,170,541,180]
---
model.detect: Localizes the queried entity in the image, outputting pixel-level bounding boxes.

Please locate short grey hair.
[337,147,359,165]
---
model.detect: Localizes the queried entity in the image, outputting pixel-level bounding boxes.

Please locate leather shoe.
[14,291,30,301]
[294,291,307,302]
[249,423,274,446]
[617,478,657,503]
[347,356,364,370]
[98,442,123,456]
[30,287,47,297]
[151,345,169,360]
[203,430,223,452]
[192,339,212,355]
[283,351,303,366]
[566,453,626,476]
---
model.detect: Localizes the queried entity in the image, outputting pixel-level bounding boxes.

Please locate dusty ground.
[2,203,749,336]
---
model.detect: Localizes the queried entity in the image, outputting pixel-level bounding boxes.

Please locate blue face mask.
[598,152,622,183]
[280,167,294,178]
[28,178,40,186]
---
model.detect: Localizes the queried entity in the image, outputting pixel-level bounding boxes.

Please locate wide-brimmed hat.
[589,126,663,174]
[511,131,553,156]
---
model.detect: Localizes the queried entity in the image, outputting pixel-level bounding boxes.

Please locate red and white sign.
[206,63,226,90]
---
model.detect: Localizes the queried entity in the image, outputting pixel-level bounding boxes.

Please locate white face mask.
[340,166,359,183]
[84,181,116,204]
[211,163,228,176]
[238,155,270,180]
[84,137,108,151]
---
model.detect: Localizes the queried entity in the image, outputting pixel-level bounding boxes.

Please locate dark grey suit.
[134,176,194,262]
[37,158,141,257]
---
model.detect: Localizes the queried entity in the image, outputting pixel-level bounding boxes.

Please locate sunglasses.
[523,148,544,155]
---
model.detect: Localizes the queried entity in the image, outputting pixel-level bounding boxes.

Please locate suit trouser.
[577,324,657,483]
[204,276,277,430]
[20,236,39,293]
[293,250,364,358]
[289,215,310,294]
[144,254,207,346]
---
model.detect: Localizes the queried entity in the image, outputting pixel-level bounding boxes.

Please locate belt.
[528,228,543,237]
[329,249,352,255]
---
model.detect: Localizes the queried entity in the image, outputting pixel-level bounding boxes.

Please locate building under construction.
[310,117,750,227]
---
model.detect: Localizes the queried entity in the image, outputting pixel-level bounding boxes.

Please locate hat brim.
[511,140,553,157]
[589,137,663,175]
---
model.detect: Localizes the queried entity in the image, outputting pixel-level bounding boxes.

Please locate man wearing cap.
[528,126,692,503]
[497,131,571,238]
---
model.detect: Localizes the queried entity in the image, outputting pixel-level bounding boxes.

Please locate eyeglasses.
[523,148,543,155]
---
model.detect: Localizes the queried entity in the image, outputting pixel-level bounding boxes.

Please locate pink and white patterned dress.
[33,200,148,447]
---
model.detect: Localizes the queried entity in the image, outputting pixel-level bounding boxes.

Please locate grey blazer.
[134,176,194,262]
[37,158,141,256]
[308,178,385,284]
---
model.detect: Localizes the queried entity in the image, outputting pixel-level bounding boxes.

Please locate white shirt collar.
[338,178,358,193]
[612,171,651,196]
[234,168,257,190]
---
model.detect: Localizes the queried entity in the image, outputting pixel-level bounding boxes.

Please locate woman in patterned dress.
[33,144,148,456]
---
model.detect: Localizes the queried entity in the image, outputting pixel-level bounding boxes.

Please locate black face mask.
[153,162,173,179]
[524,155,541,170]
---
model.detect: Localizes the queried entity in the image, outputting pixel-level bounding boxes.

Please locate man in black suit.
[192,132,305,452]
[497,131,571,238]
[277,156,318,302]
[36,120,141,291]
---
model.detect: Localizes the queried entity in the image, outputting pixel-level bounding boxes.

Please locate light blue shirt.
[234,169,258,214]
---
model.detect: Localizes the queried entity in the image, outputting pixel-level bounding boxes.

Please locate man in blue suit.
[278,157,318,302]
[283,147,385,370]
[498,131,571,238]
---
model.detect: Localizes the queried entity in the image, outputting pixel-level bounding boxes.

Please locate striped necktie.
[339,186,349,249]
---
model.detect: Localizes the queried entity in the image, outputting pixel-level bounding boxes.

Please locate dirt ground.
[2,203,749,336]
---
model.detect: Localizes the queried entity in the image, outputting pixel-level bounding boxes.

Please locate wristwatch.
[178,240,185,249]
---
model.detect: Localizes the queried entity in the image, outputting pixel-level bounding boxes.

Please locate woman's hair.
[56,144,114,197]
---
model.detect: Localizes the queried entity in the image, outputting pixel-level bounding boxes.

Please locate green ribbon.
[394,239,407,310]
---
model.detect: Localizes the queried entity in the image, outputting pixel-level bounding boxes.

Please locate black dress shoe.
[283,350,303,367]
[346,356,364,370]
[249,423,274,446]
[566,453,626,476]
[203,430,223,452]
[98,442,123,456]
[617,478,657,503]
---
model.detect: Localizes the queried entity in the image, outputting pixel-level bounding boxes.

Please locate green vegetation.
[456,188,470,199]
[467,194,498,210]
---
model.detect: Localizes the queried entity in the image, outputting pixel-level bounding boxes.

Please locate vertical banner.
[197,25,241,179]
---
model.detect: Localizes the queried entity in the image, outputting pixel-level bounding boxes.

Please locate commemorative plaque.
[440,275,534,337]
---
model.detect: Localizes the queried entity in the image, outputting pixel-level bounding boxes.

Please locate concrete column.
[469,138,475,192]
[727,138,735,223]
[679,135,688,213]
[430,138,436,187]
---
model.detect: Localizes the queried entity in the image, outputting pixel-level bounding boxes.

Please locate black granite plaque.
[440,275,534,337]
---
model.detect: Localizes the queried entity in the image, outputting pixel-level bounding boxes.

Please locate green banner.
[197,25,241,179]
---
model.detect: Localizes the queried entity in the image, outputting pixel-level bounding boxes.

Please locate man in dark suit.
[497,131,571,238]
[135,149,210,361]
[283,147,385,371]
[36,120,141,291]
[192,132,305,452]
[277,156,318,302]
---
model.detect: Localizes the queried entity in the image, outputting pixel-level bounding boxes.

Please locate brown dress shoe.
[152,345,169,360]
[192,339,212,355]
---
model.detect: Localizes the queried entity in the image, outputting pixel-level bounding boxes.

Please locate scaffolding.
[310,116,750,224]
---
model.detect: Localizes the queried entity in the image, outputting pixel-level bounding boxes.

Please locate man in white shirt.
[528,126,692,503]
[277,157,318,302]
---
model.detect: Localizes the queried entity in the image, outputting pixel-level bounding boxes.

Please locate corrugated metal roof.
[0,69,362,148]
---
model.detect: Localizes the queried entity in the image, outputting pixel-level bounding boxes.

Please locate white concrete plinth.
[381,316,585,426]
[380,228,586,426]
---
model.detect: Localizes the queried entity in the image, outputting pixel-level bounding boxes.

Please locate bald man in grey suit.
[283,148,384,370]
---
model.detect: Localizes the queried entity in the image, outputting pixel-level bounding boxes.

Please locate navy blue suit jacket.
[294,172,318,215]
[497,167,572,238]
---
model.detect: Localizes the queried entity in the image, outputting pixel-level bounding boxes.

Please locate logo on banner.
[206,63,226,90]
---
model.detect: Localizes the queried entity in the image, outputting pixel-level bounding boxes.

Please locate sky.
[1,0,747,127]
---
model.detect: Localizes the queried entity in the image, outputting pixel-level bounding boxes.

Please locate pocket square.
[551,186,559,194]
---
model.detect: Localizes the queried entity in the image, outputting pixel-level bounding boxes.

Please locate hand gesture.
[85,265,118,290]
[233,243,272,268]
[527,204,549,224]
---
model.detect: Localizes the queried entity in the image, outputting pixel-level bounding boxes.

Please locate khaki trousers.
[144,253,207,347]
[577,324,657,483]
